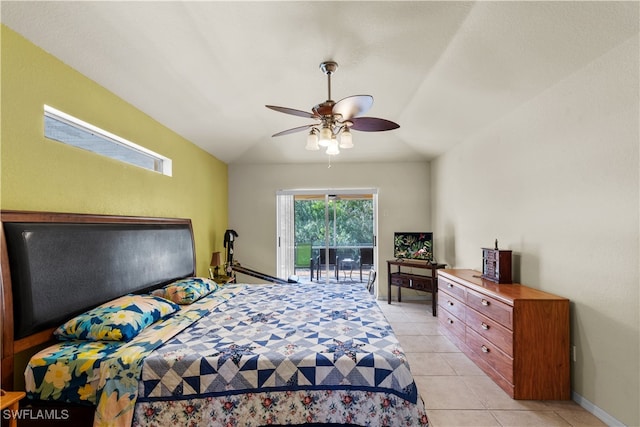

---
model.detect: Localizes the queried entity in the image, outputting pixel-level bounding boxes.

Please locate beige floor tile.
[382,308,435,325]
[427,409,501,427]
[400,317,439,327]
[440,353,484,375]
[380,301,429,312]
[381,311,415,322]
[406,352,458,375]
[555,409,608,426]
[541,400,587,411]
[414,322,442,336]
[462,376,549,411]
[401,303,434,313]
[423,335,460,352]
[377,302,406,311]
[390,321,426,336]
[416,376,486,409]
[490,410,572,426]
[398,335,438,352]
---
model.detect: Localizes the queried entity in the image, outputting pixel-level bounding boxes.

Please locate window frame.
[44,105,172,176]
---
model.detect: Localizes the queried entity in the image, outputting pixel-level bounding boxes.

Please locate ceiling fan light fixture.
[326,138,340,156]
[266,60,399,158]
[339,128,353,149]
[318,126,332,147]
[305,129,319,150]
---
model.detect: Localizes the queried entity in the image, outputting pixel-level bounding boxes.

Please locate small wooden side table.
[387,260,447,316]
[1,390,26,427]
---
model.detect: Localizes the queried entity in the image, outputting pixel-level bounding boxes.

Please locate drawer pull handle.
[481,322,490,330]
[481,345,490,353]
[447,283,453,288]
[481,299,490,306]
[448,300,454,306]
[409,279,413,288]
[447,318,454,325]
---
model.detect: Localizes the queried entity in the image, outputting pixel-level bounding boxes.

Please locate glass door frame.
[276,188,378,284]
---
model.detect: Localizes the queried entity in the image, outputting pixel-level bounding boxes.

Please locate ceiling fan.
[266,61,399,155]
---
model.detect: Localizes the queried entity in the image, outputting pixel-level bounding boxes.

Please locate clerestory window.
[44,105,172,176]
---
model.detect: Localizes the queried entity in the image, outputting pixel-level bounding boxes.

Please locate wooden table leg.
[1,390,26,427]
[432,288,437,316]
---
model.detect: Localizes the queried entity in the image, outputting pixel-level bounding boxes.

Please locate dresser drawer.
[465,307,513,355]
[438,307,465,342]
[438,292,466,321]
[466,288,512,328]
[438,277,466,300]
[466,327,514,383]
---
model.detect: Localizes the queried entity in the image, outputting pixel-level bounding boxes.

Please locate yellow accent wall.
[1,25,228,276]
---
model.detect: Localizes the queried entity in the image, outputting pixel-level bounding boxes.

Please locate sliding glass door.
[277,189,377,284]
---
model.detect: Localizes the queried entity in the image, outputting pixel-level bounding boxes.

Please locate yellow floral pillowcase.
[161,277,220,305]
[53,294,180,342]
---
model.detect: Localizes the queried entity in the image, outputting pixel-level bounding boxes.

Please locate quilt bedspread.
[135,282,428,426]
[25,288,235,427]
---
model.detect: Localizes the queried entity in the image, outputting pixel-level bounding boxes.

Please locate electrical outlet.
[572,345,577,362]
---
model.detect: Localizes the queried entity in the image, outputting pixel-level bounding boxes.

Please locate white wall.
[431,35,639,426]
[228,161,431,300]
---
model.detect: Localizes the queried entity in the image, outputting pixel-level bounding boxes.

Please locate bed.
[1,211,428,426]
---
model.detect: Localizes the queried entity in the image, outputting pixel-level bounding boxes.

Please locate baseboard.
[573,391,626,426]
[376,296,431,302]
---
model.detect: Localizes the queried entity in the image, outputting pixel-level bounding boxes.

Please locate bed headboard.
[1,211,196,389]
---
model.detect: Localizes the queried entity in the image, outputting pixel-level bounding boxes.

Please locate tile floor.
[376,299,607,427]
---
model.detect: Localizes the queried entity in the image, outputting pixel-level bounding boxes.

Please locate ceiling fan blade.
[350,117,400,132]
[266,105,318,119]
[272,124,315,137]
[332,95,373,120]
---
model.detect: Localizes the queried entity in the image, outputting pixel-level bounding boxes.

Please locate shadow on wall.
[512,253,522,283]
[444,222,456,267]
[516,240,540,286]
[570,301,639,426]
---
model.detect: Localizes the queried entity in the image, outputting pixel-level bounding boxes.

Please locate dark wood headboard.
[0,211,196,390]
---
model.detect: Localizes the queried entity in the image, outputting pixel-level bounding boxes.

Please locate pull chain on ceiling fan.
[266,61,399,156]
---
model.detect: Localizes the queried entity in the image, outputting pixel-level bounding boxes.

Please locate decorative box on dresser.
[437,269,570,400]
[481,248,512,283]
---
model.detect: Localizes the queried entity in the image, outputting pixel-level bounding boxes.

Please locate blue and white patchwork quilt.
[134,282,428,426]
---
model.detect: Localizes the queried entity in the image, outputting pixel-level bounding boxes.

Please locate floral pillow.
[54,294,180,342]
[161,277,219,305]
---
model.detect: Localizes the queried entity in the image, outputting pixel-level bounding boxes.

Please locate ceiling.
[2,1,637,165]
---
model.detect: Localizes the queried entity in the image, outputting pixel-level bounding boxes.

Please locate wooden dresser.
[437,269,570,400]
